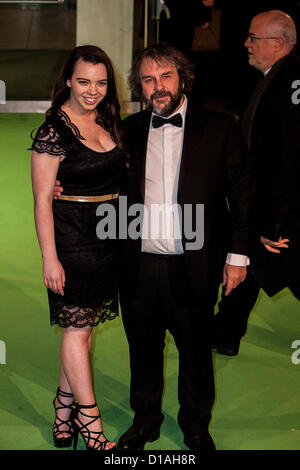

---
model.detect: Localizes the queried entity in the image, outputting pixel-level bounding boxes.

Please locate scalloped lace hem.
[50,300,119,328]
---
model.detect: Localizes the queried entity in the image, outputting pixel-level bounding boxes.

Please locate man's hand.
[260,235,289,254]
[202,0,214,7]
[223,264,247,296]
[53,179,63,199]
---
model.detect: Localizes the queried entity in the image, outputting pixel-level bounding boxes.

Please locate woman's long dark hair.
[51,45,122,146]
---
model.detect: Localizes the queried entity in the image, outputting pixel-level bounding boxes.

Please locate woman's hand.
[43,258,65,295]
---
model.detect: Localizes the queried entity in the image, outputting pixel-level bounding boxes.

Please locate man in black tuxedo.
[212,10,300,357]
[117,43,255,450]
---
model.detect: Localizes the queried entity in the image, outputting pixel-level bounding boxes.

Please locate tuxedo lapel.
[178,102,204,196]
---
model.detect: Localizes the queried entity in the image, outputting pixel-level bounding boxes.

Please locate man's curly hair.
[128,43,195,98]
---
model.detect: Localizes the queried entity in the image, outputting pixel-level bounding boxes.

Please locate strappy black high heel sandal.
[53,387,74,448]
[70,403,115,451]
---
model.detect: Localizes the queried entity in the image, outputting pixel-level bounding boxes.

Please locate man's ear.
[274,36,285,52]
[66,79,71,87]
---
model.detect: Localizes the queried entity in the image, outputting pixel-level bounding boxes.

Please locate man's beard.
[146,88,184,117]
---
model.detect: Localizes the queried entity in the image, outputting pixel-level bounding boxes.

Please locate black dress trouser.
[121,253,217,438]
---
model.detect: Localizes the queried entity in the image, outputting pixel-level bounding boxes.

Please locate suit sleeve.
[223,116,256,256]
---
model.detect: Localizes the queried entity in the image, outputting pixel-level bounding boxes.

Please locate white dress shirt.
[141,97,186,254]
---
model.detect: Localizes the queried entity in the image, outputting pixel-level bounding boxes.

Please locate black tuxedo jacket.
[244,51,300,297]
[119,102,255,302]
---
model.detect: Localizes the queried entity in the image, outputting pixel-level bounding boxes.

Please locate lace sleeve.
[30,122,67,157]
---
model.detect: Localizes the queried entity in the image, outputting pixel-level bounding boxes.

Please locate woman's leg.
[54,329,93,439]
[59,328,93,395]
[59,326,114,449]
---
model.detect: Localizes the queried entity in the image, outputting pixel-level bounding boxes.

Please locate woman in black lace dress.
[31,46,126,450]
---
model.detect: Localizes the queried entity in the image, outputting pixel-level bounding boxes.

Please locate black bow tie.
[152,113,183,128]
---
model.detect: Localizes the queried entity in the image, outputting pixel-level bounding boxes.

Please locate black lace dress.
[31,107,125,328]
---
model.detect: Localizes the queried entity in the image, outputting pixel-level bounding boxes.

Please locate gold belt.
[58,193,119,203]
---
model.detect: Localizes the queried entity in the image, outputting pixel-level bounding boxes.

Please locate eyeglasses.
[247,34,279,43]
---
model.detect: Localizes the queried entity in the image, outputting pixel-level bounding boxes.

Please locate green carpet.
[0,113,299,451]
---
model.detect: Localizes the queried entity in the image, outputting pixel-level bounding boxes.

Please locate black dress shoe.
[211,341,240,356]
[184,433,216,451]
[117,424,160,450]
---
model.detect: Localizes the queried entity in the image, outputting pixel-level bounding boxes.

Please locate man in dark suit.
[211,10,300,356]
[117,43,255,450]
[213,0,300,112]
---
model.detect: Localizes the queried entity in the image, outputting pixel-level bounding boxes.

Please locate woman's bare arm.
[31,151,65,295]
